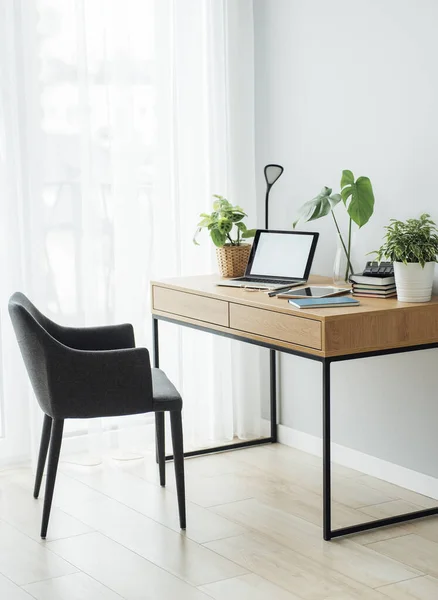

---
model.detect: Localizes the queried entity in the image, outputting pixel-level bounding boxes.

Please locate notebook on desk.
[288,296,360,309]
[216,229,319,290]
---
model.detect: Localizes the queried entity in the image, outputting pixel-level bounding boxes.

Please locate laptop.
[216,229,319,290]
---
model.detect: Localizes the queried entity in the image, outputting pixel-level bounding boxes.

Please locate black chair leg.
[170,410,186,529]
[41,419,64,539]
[34,414,52,499]
[155,412,166,487]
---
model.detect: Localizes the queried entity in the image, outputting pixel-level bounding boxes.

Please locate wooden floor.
[1,443,438,599]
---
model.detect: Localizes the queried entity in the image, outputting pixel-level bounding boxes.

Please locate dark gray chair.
[8,292,185,538]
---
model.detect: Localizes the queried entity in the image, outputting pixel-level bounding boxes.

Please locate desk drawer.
[230,303,321,349]
[153,286,229,327]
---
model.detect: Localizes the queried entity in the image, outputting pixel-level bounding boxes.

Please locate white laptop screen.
[248,231,316,279]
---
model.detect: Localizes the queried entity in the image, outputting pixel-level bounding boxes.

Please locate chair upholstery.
[8,292,185,538]
[9,292,157,418]
[152,369,182,411]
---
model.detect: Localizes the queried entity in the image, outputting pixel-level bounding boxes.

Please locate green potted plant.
[194,195,256,277]
[374,213,438,302]
[293,170,375,283]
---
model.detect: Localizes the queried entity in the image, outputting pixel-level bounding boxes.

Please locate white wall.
[254,0,438,482]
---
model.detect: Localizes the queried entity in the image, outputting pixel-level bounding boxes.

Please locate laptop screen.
[247,231,318,279]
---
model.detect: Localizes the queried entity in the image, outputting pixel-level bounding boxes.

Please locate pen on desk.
[267,286,294,297]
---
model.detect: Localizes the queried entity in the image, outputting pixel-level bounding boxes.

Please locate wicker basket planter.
[216,244,251,278]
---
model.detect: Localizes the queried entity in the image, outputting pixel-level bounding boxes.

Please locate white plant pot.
[393,261,435,302]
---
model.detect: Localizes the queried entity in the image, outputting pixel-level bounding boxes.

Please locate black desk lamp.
[263,163,284,442]
[264,164,284,229]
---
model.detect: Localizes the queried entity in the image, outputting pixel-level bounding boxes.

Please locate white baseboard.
[265,420,438,501]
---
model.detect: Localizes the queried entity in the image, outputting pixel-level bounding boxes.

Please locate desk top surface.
[151,274,438,322]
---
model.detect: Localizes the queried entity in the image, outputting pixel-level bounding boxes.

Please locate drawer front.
[153,286,229,327]
[230,303,321,349]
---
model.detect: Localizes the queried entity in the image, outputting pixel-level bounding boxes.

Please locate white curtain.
[0,0,261,464]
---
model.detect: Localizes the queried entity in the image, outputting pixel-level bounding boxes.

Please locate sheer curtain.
[0,0,261,464]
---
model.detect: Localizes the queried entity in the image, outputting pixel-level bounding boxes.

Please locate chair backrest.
[8,292,57,416]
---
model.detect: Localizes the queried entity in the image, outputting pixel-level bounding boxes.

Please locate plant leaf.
[346,176,375,228]
[217,217,233,235]
[196,194,255,246]
[340,187,353,204]
[328,193,342,209]
[197,216,212,227]
[341,169,355,188]
[374,212,438,264]
[192,227,201,246]
[293,187,333,228]
[210,227,226,247]
[229,212,246,222]
[242,228,256,238]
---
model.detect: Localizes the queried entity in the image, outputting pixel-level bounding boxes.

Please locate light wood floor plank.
[23,572,123,600]
[60,460,246,544]
[355,500,438,545]
[0,521,77,586]
[361,500,426,519]
[201,572,390,599]
[331,478,396,509]
[229,447,393,515]
[396,517,438,545]
[358,476,437,509]
[205,531,390,599]
[0,573,34,599]
[377,575,438,599]
[47,532,211,600]
[256,484,376,529]
[52,473,247,586]
[265,444,364,479]
[367,535,438,578]
[0,479,91,542]
[213,498,423,588]
[233,444,362,480]
[114,449,246,496]
[200,573,302,600]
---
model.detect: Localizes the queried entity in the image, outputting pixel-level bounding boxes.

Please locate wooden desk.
[151,274,438,540]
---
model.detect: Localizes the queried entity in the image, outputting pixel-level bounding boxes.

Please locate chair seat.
[152,368,182,411]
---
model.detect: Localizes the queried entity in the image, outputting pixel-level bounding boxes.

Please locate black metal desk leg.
[323,359,332,541]
[156,314,279,460]
[152,317,159,368]
[152,317,163,465]
[270,349,277,442]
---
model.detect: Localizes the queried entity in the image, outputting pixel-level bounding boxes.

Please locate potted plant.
[374,213,438,302]
[293,170,375,283]
[194,195,256,277]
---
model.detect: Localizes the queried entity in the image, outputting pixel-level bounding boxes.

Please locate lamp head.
[264,164,284,187]
[263,164,284,229]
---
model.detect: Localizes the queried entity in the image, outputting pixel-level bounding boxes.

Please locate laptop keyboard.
[234,277,299,284]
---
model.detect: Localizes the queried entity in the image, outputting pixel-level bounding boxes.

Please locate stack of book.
[349,273,397,298]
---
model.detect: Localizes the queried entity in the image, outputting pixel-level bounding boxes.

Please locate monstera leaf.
[293,187,342,228]
[292,170,375,282]
[340,170,375,228]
